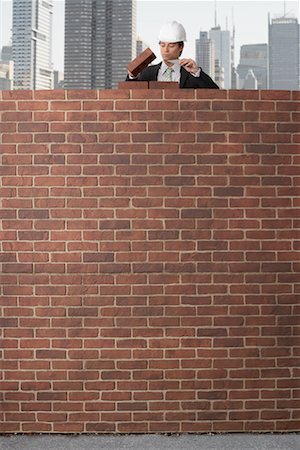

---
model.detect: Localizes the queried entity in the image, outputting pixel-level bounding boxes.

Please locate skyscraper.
[0,60,14,90]
[0,44,14,90]
[209,26,231,89]
[243,69,258,90]
[1,45,13,62]
[195,31,215,81]
[12,0,53,90]
[268,16,300,90]
[136,37,148,56]
[53,70,64,90]
[237,44,268,90]
[64,0,136,90]
[214,59,225,89]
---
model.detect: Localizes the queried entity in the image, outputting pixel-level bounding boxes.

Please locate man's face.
[159,42,182,61]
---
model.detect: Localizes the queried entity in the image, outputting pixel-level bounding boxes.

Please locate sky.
[0,0,299,70]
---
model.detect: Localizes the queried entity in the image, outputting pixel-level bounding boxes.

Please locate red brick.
[34,90,65,100]
[230,90,259,100]
[34,111,65,121]
[3,90,33,100]
[51,101,81,110]
[0,101,17,111]
[18,101,48,111]
[86,422,115,432]
[51,122,81,133]
[212,100,243,110]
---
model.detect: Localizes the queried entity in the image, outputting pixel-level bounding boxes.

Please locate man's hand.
[127,70,137,79]
[179,58,199,74]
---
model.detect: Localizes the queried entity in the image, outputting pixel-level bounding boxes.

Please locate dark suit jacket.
[126,62,219,89]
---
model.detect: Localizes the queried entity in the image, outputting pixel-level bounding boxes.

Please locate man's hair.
[158,41,184,46]
[177,41,184,56]
[158,41,184,56]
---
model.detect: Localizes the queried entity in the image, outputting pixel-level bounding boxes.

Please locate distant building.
[0,45,14,90]
[64,0,136,90]
[268,16,300,90]
[237,44,268,90]
[244,69,258,89]
[231,67,239,89]
[0,60,14,90]
[209,26,231,89]
[1,45,13,62]
[195,31,215,81]
[136,37,148,56]
[53,70,64,89]
[214,59,225,89]
[231,26,236,88]
[12,0,53,90]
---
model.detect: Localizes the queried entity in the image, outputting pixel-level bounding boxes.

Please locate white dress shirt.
[157,61,201,82]
[129,61,201,81]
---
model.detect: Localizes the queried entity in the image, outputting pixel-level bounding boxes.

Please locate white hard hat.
[158,21,187,43]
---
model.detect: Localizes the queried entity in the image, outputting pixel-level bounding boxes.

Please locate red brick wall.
[0,88,299,434]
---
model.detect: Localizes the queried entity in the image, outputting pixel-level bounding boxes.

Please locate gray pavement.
[0,434,299,450]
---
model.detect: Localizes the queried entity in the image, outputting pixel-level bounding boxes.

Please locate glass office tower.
[64,0,136,89]
[209,26,231,89]
[237,44,268,90]
[12,0,53,90]
[268,17,299,90]
[195,31,215,81]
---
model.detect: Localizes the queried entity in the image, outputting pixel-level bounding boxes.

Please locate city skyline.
[1,1,299,72]
[0,0,300,89]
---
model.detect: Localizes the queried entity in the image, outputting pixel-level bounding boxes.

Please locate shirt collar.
[161,61,170,74]
[161,61,181,75]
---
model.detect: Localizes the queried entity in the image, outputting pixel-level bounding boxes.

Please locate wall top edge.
[0,89,299,102]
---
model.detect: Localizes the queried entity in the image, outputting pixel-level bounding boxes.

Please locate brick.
[149,81,179,89]
[0,101,17,111]
[127,48,156,77]
[51,101,81,111]
[3,90,33,100]
[81,101,113,112]
[212,100,243,110]
[35,90,65,100]
[50,122,81,133]
[18,101,48,111]
[214,187,244,197]
[118,81,149,90]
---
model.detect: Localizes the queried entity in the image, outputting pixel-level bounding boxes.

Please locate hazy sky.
[0,0,299,70]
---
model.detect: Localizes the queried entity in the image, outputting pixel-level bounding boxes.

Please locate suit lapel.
[179,67,189,88]
[152,63,162,81]
[146,63,161,81]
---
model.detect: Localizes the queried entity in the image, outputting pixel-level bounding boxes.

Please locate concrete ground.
[0,434,299,450]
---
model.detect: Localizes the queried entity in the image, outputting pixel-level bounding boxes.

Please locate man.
[127,21,219,89]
